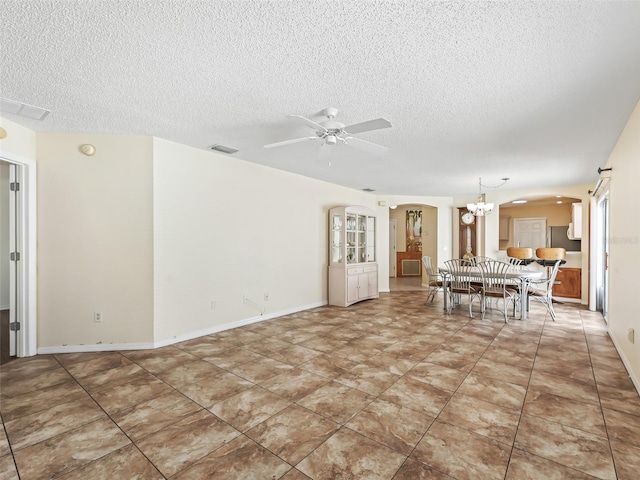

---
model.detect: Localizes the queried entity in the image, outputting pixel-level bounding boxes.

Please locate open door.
[1,161,25,364]
[8,164,20,356]
[596,193,610,320]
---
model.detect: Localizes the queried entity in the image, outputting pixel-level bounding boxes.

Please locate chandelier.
[467,177,509,217]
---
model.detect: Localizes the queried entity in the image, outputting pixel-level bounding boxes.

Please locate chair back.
[536,247,566,260]
[422,256,439,283]
[444,259,477,294]
[478,259,512,295]
[506,247,533,260]
[468,255,491,266]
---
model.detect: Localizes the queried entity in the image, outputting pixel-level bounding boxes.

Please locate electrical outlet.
[243,294,249,304]
[94,312,103,323]
[211,300,216,310]
[264,293,269,301]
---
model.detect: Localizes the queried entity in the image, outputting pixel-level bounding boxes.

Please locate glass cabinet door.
[366,216,376,262]
[331,214,343,264]
[357,215,367,262]
[346,214,357,263]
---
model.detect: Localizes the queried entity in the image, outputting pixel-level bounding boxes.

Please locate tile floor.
[1,292,640,479]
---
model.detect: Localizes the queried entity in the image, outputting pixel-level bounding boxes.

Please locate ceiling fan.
[264,107,392,155]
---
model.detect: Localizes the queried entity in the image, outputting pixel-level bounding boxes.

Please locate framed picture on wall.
[406,210,422,252]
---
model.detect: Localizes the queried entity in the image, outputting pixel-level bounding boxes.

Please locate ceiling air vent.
[0,97,50,120]
[362,188,376,192]
[209,144,238,154]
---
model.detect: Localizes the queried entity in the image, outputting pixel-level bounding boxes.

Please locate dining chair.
[421,256,443,304]
[467,256,492,288]
[444,259,482,318]
[528,259,563,320]
[468,255,491,266]
[478,260,519,323]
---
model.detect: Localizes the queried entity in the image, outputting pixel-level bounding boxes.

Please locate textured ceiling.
[2,1,640,196]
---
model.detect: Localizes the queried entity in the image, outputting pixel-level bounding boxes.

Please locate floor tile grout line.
[392,315,505,478]
[51,354,173,479]
[2,297,629,479]
[502,308,548,479]
[583,310,623,480]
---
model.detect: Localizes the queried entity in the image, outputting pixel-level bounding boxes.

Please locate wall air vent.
[0,97,50,120]
[209,144,239,154]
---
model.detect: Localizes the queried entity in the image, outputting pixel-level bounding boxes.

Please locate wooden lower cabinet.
[553,267,581,299]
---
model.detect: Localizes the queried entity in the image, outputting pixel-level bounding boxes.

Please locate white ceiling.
[2,1,640,196]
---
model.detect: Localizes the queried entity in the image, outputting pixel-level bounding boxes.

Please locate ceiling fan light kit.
[264,107,391,156]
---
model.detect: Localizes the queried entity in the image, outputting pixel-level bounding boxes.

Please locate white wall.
[603,98,640,388]
[152,138,376,343]
[36,133,155,348]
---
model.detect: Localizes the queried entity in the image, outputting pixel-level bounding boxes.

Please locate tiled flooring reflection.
[1,292,640,479]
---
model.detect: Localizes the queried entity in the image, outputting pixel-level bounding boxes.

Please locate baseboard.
[38,342,154,354]
[37,300,328,355]
[608,330,640,394]
[154,300,327,348]
[0,304,9,310]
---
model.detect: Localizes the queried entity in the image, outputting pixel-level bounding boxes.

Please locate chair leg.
[548,298,557,321]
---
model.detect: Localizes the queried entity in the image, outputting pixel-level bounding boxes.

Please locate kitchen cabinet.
[553,267,581,299]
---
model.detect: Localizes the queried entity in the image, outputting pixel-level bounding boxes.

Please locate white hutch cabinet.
[328,206,378,307]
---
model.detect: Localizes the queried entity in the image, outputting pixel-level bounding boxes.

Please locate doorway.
[388,204,438,291]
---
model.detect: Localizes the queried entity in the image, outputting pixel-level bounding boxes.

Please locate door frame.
[1,153,37,357]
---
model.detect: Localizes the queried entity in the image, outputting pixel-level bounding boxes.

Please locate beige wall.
[3,107,639,394]
[152,138,376,343]
[36,133,155,348]
[603,98,640,389]
[1,122,378,351]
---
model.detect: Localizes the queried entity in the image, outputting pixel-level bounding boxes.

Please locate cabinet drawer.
[363,265,377,273]
[348,267,364,275]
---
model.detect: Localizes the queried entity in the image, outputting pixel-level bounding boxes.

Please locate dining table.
[438,264,545,320]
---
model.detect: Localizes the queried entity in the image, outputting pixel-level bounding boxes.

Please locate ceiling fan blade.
[264,136,318,149]
[344,136,389,156]
[287,115,328,133]
[343,118,392,135]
